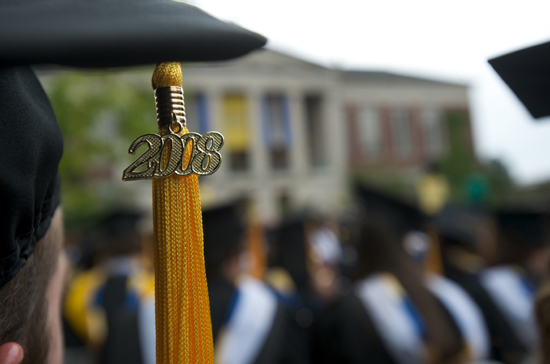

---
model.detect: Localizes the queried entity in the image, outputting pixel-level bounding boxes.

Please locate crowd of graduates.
[61,182,548,364]
[4,1,550,363]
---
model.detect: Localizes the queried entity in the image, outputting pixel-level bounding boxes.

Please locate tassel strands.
[151,62,214,364]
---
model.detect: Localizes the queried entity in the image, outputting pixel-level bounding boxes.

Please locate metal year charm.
[123,85,224,181]
[122,131,224,181]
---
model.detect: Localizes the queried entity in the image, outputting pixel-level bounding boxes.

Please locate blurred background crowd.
[36,1,550,363]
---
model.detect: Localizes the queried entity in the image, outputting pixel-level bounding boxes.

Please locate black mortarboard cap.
[0,66,63,289]
[99,210,143,237]
[94,209,144,257]
[355,184,426,236]
[489,41,550,119]
[268,217,310,294]
[495,209,549,248]
[434,204,487,246]
[203,201,247,249]
[202,201,247,279]
[0,0,267,68]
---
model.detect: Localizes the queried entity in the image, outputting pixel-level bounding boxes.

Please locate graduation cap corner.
[489,40,550,119]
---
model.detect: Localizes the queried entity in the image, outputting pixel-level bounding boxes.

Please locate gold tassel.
[151,62,214,364]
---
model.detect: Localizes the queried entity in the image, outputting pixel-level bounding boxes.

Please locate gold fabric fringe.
[152,62,214,364]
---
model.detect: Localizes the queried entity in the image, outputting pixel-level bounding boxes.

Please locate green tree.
[43,69,157,227]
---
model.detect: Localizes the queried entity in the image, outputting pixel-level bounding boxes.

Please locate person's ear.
[0,343,23,364]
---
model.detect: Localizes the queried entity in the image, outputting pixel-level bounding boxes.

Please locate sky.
[195,0,550,185]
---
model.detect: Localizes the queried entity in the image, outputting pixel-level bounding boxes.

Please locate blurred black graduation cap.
[0,0,266,289]
[489,41,550,119]
[99,210,143,237]
[434,204,487,247]
[495,209,549,248]
[203,200,247,278]
[94,210,145,257]
[268,216,310,295]
[355,183,426,237]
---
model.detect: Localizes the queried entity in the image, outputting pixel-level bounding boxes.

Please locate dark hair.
[351,214,403,281]
[494,233,538,266]
[0,208,63,363]
[204,235,244,280]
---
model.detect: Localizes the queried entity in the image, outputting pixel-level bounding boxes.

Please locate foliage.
[43,69,156,228]
[438,110,474,201]
[438,110,515,205]
[354,109,516,207]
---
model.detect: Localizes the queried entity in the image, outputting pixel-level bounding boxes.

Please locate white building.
[181,50,348,222]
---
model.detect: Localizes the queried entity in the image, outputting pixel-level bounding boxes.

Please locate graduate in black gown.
[63,210,156,364]
[312,185,466,364]
[204,201,308,364]
[479,209,547,362]
[311,215,398,364]
[266,216,342,363]
[436,205,533,363]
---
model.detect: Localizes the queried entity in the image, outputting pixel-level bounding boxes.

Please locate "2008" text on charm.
[122,131,224,181]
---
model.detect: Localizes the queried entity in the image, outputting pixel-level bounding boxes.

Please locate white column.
[323,86,349,212]
[247,89,268,179]
[325,88,347,176]
[288,89,308,179]
[201,87,228,200]
[246,88,275,221]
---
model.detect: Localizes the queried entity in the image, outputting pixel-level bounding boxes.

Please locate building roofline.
[264,48,467,87]
[262,47,331,70]
[341,70,467,87]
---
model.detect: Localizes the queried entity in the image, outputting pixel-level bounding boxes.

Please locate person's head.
[494,210,550,266]
[352,214,406,280]
[435,204,497,262]
[0,65,65,364]
[96,210,144,259]
[0,208,67,364]
[203,202,247,281]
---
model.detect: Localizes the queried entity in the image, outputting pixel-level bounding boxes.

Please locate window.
[228,151,249,171]
[278,190,291,218]
[423,109,443,158]
[358,108,381,158]
[222,94,250,172]
[263,93,291,170]
[304,94,326,168]
[391,109,413,158]
[184,92,209,134]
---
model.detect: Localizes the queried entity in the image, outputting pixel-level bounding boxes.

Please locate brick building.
[177,50,474,219]
[342,71,473,172]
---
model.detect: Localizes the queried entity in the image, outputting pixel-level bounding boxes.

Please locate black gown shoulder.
[254,303,309,364]
[100,276,143,364]
[208,278,237,342]
[209,278,310,364]
[311,293,395,364]
[444,262,527,363]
